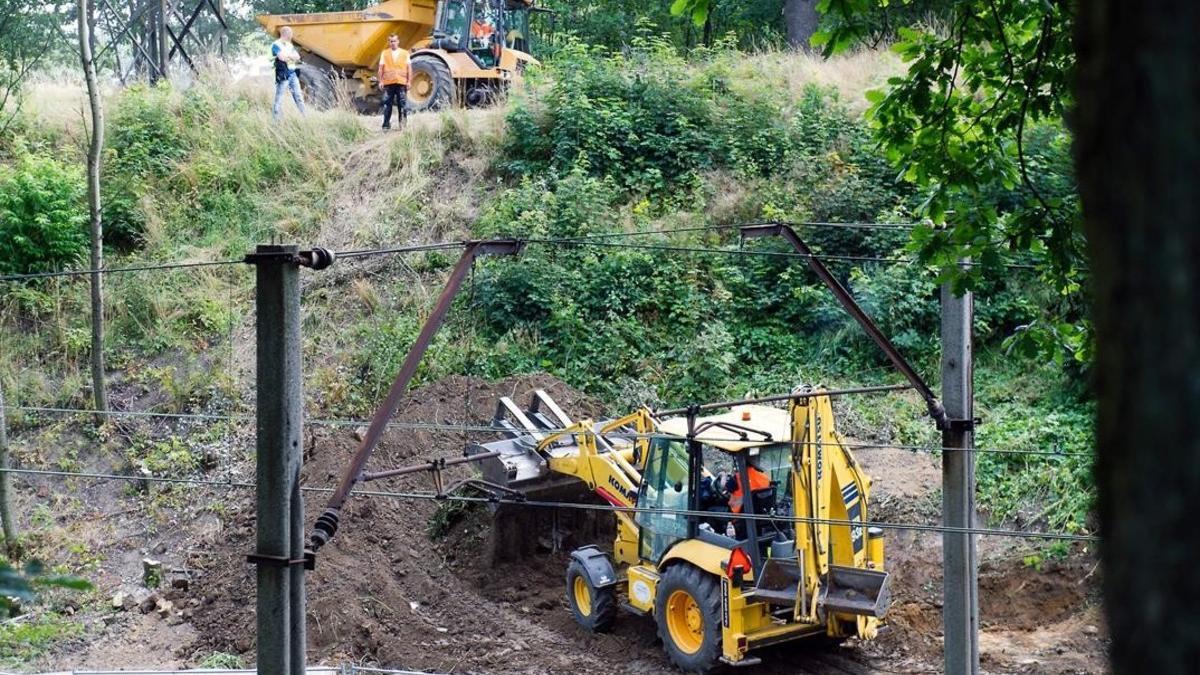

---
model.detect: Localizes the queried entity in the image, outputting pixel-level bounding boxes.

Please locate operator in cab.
[728,462,770,514]
[377,34,412,131]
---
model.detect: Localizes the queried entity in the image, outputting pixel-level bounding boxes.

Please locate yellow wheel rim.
[410,72,434,103]
[573,576,592,616]
[666,589,704,654]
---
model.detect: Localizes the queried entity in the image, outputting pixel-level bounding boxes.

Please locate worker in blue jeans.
[272,26,306,120]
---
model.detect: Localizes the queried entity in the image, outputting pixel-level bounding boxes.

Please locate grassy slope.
[0,45,1093,664]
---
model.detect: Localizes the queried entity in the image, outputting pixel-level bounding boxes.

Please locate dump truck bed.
[256,0,437,69]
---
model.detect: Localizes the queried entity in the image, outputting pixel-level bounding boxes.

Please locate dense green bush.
[502,39,716,196]
[0,152,87,275]
[103,84,189,246]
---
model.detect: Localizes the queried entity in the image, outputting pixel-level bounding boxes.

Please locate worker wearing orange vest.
[728,463,770,514]
[377,34,412,130]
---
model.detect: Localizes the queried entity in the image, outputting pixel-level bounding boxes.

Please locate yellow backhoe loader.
[303,225,951,670]
[466,387,889,672]
[256,0,539,113]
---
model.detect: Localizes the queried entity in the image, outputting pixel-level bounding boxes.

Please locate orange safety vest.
[471,21,494,40]
[729,465,770,514]
[379,48,410,86]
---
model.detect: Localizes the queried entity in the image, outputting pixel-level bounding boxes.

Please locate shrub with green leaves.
[0,152,87,276]
[502,38,715,196]
[102,84,189,246]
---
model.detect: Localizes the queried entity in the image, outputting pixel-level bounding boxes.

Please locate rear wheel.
[655,564,723,673]
[565,559,616,632]
[407,55,454,112]
[295,64,337,109]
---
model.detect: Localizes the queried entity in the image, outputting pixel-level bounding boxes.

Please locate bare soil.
[21,374,1107,674]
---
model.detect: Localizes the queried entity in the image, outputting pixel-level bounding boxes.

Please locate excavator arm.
[789,388,889,628]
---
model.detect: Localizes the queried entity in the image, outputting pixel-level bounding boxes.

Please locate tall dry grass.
[724,48,902,115]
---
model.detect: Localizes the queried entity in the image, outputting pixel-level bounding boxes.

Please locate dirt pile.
[188,373,655,673]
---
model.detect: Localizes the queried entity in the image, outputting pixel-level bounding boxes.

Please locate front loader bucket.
[464,390,591,499]
[822,565,890,618]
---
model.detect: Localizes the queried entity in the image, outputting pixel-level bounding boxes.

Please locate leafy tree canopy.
[671,0,1086,362]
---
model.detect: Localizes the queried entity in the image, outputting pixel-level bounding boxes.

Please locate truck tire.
[296,64,338,110]
[565,559,616,632]
[407,55,454,112]
[655,564,723,673]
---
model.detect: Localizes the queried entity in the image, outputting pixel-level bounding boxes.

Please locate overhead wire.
[0,404,1093,458]
[527,236,1043,270]
[0,219,1048,283]
[0,257,244,283]
[0,466,1096,543]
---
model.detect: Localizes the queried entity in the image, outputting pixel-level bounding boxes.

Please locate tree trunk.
[78,0,108,419]
[0,384,17,559]
[702,1,714,48]
[1075,1,1200,672]
[784,0,819,50]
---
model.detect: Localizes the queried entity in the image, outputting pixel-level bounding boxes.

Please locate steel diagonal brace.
[740,223,948,429]
[306,240,523,563]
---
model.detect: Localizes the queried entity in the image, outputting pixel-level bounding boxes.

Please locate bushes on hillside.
[103,84,190,246]
[0,152,87,276]
[501,37,909,216]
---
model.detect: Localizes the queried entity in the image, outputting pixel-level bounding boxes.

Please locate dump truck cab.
[408,0,536,107]
[427,0,522,68]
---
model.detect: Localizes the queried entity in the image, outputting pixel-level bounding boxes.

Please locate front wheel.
[407,55,455,112]
[565,559,616,632]
[655,564,723,673]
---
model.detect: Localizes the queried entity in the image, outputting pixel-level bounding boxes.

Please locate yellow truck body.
[257,0,537,112]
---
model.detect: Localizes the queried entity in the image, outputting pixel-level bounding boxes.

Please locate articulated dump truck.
[466,388,890,672]
[256,0,539,113]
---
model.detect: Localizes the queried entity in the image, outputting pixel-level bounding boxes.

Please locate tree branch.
[1016,12,1055,218]
[938,12,967,157]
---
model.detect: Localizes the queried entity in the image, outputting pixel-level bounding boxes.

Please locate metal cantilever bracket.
[741,223,948,430]
[306,238,524,564]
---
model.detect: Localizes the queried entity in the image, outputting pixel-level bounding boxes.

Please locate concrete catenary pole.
[941,265,979,674]
[252,244,305,675]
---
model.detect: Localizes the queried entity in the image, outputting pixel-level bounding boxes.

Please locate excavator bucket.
[465,390,591,498]
[822,565,891,618]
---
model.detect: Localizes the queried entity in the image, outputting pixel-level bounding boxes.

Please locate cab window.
[636,438,691,561]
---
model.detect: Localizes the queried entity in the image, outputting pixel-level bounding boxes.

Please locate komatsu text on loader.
[466,387,890,672]
[257,0,539,113]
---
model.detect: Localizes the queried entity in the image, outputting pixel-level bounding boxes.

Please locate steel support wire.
[0,467,1097,543]
[0,405,1092,458]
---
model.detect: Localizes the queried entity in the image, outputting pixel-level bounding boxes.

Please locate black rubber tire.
[295,64,338,110]
[351,92,382,115]
[654,563,723,674]
[407,55,455,112]
[565,559,617,633]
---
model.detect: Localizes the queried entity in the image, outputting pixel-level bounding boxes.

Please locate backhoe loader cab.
[469,388,890,672]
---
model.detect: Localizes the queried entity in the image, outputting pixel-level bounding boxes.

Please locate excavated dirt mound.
[178,379,1105,675]
[188,373,665,673]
